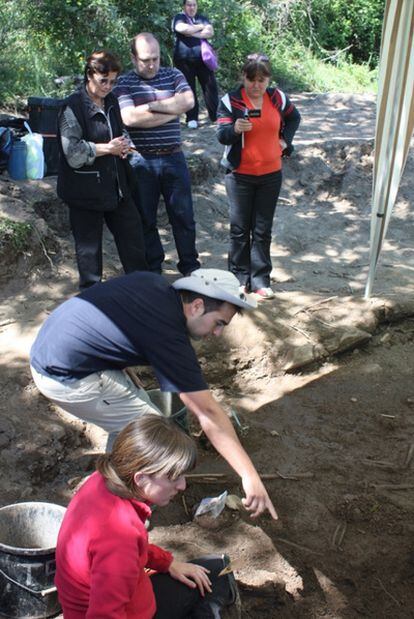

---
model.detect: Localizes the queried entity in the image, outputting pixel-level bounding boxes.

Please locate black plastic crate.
[27,97,65,176]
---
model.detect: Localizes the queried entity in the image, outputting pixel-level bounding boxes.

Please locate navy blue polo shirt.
[30,272,208,393]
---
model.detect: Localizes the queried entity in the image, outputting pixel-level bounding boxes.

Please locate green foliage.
[0,0,383,107]
[0,218,32,254]
[283,0,384,66]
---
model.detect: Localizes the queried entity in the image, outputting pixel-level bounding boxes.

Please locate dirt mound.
[1,93,414,617]
[151,320,414,617]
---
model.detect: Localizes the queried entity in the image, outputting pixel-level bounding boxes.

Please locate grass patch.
[0,218,32,254]
[269,42,378,94]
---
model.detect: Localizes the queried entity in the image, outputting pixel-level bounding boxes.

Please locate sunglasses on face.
[93,75,118,87]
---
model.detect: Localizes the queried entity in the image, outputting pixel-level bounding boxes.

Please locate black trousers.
[68,197,147,290]
[174,58,219,122]
[225,170,282,291]
[152,556,233,619]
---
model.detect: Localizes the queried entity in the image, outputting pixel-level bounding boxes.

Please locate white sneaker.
[187,120,198,129]
[254,287,275,300]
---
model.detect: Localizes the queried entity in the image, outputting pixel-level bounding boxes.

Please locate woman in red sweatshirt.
[55,415,237,618]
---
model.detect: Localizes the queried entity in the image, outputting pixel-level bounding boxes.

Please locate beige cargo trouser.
[30,366,161,450]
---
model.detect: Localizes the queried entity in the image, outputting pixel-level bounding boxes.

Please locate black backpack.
[0,127,13,172]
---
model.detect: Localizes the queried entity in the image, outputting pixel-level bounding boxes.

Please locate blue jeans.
[130,151,200,275]
[225,170,282,290]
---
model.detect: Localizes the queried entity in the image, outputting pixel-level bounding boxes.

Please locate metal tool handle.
[0,566,57,596]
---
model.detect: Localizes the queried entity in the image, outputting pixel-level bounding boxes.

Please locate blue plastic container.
[7,139,27,180]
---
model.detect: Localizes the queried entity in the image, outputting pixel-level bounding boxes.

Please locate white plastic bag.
[22,121,44,180]
[194,491,228,519]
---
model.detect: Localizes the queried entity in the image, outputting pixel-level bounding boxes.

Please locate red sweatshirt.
[55,472,173,618]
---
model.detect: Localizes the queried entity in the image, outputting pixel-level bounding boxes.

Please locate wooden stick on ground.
[181,495,190,517]
[361,459,398,470]
[271,472,314,480]
[33,225,56,270]
[185,472,314,482]
[376,577,401,606]
[293,296,338,316]
[306,314,335,327]
[187,478,228,484]
[373,483,414,491]
[285,323,314,342]
[0,320,17,329]
[404,443,414,468]
[331,522,347,550]
[276,537,321,555]
[186,473,227,479]
[337,523,347,548]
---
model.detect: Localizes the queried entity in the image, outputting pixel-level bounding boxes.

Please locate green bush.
[0,0,383,108]
[0,218,32,254]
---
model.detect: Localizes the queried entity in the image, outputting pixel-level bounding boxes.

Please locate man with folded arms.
[115,32,200,277]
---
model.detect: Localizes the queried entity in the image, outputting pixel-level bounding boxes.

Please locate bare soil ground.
[1,93,414,617]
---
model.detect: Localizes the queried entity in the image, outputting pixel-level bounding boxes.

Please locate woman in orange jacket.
[217,53,300,300]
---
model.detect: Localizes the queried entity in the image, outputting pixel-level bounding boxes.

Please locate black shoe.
[192,555,241,618]
[181,266,200,277]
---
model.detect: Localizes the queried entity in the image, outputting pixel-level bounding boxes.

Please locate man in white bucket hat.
[30,269,277,519]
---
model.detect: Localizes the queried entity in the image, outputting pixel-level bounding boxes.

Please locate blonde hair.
[96,415,197,499]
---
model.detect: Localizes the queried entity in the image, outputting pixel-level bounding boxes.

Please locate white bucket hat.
[172,269,257,311]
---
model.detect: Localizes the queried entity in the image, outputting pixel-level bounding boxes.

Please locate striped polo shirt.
[114,67,190,152]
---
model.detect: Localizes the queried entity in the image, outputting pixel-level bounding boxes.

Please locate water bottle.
[7,139,27,180]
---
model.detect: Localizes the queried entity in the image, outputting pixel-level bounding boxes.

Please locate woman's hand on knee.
[168,560,212,596]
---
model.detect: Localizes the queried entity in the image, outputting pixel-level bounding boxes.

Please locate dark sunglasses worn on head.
[247,53,269,62]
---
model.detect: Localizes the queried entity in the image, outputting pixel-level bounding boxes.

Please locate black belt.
[139,146,182,156]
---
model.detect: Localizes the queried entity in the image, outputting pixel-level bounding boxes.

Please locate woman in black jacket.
[217,53,300,299]
[57,50,147,290]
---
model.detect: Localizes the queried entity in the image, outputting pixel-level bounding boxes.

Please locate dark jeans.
[225,170,282,290]
[130,151,200,275]
[152,555,234,618]
[175,58,219,122]
[69,197,147,290]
